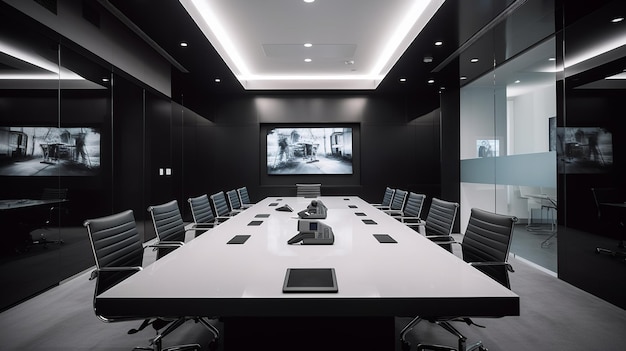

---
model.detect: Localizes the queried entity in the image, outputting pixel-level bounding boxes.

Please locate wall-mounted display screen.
[267,127,353,175]
[0,126,101,176]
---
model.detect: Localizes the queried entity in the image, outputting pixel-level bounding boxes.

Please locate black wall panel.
[175,93,442,206]
[111,75,144,220]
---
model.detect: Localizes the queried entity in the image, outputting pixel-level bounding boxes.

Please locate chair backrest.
[226,189,242,211]
[403,192,426,218]
[210,191,231,217]
[84,210,144,295]
[237,186,252,205]
[425,197,459,236]
[147,200,186,243]
[188,194,217,224]
[380,187,395,207]
[462,208,518,288]
[296,183,321,197]
[389,189,408,211]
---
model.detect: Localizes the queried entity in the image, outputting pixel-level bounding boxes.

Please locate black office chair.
[419,198,460,251]
[147,200,209,258]
[188,194,228,227]
[382,189,408,216]
[296,183,321,197]
[591,187,626,260]
[372,187,395,210]
[226,189,247,214]
[400,208,518,351]
[236,186,254,208]
[394,192,426,229]
[29,188,68,248]
[84,210,208,351]
[210,191,239,218]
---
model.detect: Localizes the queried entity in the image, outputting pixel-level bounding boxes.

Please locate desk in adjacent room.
[97,196,519,349]
[1,198,68,252]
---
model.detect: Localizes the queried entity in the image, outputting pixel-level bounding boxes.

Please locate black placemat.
[283,268,338,293]
[227,235,251,244]
[373,234,397,243]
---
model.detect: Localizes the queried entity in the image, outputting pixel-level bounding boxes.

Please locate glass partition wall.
[458,1,625,310]
[459,0,559,273]
[0,8,116,311]
[0,5,164,312]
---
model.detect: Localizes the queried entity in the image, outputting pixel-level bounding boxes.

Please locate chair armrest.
[383,209,403,216]
[469,261,515,273]
[190,222,216,228]
[373,204,391,210]
[147,241,184,251]
[426,235,459,246]
[398,217,423,224]
[89,266,142,280]
[186,226,213,233]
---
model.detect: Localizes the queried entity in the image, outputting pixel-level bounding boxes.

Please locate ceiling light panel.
[179,0,444,90]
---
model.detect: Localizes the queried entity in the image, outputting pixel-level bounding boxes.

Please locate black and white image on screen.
[267,127,352,175]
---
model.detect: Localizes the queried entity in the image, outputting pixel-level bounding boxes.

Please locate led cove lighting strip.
[371,0,433,75]
[182,0,442,84]
[187,0,250,76]
[240,74,385,81]
[0,41,85,81]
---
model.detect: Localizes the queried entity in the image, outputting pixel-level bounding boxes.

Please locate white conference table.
[97,196,519,348]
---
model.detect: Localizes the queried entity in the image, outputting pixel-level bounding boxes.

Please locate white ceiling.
[179,0,445,90]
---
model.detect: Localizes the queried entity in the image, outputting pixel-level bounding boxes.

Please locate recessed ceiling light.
[611,17,624,23]
[180,42,188,47]
[548,57,556,61]
[435,41,443,46]
[102,78,109,82]
[345,60,355,65]
[460,76,467,80]
[427,79,435,84]
[304,58,312,63]
[303,0,315,3]
[214,78,221,83]
[304,43,313,48]
[470,58,479,63]
[399,78,407,82]
[514,80,521,84]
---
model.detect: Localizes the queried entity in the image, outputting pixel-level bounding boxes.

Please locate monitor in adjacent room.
[266,126,353,175]
[555,127,613,174]
[0,126,101,176]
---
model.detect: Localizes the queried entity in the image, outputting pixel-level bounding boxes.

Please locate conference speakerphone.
[287,220,334,245]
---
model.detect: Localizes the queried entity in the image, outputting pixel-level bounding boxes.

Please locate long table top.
[97,196,519,318]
